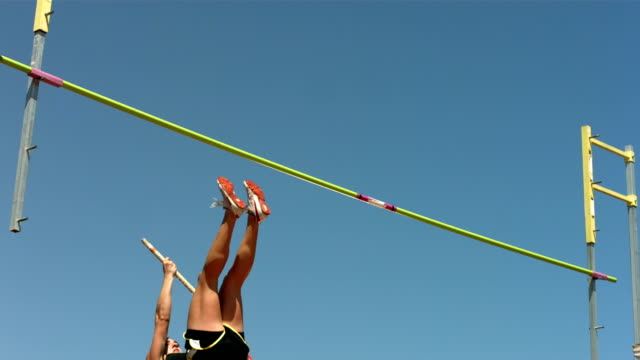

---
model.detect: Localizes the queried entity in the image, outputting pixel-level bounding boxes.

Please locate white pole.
[141,238,195,294]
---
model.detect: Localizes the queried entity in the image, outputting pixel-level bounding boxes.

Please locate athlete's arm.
[146,258,177,360]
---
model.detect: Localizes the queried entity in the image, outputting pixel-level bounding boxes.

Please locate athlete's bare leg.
[220,180,270,332]
[186,210,236,332]
[220,214,259,332]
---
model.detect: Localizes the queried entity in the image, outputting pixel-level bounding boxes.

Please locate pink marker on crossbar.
[356,194,397,212]
[28,68,63,87]
[591,271,609,280]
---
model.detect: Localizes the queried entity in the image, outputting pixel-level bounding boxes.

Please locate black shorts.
[184,325,249,360]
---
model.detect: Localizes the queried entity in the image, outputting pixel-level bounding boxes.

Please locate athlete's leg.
[220,215,258,332]
[220,180,270,332]
[187,177,246,332]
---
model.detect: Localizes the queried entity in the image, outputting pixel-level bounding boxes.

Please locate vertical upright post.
[581,125,599,360]
[587,246,599,360]
[9,0,52,232]
[626,145,640,358]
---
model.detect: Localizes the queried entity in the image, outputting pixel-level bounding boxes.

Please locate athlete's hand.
[162,257,177,277]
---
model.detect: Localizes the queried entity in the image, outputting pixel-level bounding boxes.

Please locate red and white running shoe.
[216,176,246,218]
[244,180,270,223]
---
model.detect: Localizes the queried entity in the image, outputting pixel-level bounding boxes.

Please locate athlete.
[146,177,270,360]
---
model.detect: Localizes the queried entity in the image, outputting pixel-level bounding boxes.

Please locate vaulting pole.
[141,238,195,294]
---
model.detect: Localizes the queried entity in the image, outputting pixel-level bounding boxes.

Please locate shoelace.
[210,198,225,209]
[210,197,249,211]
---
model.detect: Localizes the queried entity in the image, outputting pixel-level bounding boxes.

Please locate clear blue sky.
[1,1,638,359]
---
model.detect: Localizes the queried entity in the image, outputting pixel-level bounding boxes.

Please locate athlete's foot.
[217,177,246,218]
[244,180,270,223]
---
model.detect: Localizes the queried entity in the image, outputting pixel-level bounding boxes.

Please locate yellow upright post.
[582,126,597,245]
[33,0,52,33]
[581,125,600,360]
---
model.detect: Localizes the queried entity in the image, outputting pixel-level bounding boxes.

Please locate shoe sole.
[244,180,270,215]
[217,177,246,209]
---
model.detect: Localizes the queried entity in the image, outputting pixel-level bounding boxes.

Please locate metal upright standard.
[626,145,640,358]
[581,126,638,360]
[582,126,600,360]
[10,0,53,232]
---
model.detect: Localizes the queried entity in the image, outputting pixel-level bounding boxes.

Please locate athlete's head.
[165,337,183,354]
